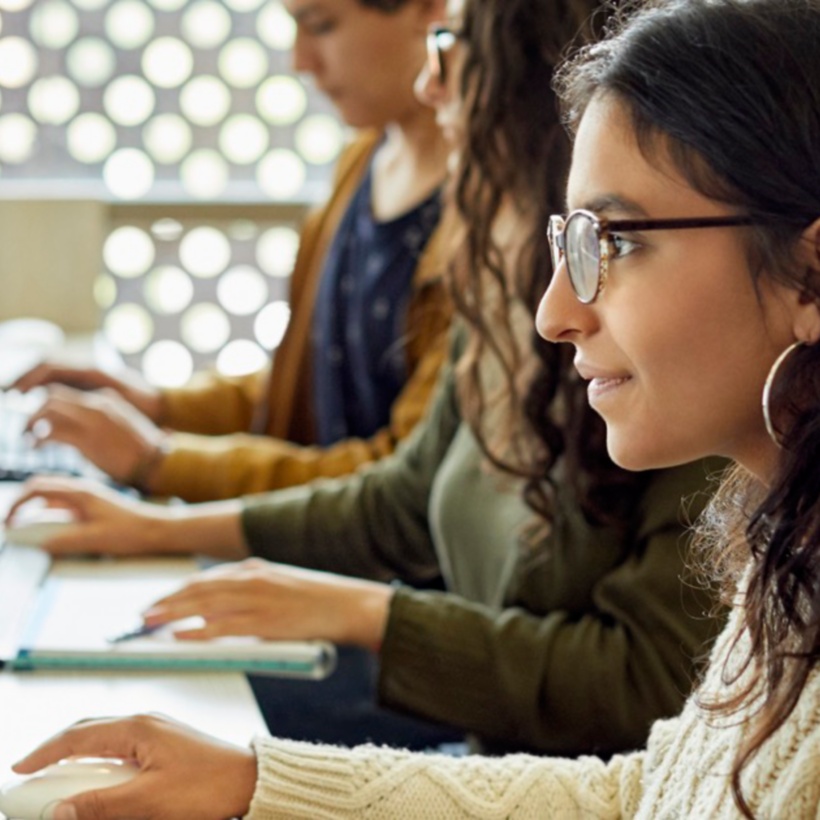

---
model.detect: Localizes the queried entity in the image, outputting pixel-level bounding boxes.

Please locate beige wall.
[0,200,107,334]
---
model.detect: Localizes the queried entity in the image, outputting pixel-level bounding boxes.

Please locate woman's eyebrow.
[571,193,650,217]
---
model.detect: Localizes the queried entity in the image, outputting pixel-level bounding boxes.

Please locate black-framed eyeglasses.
[426,25,459,84]
[548,209,760,304]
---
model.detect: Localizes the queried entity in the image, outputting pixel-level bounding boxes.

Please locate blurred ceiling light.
[179,75,231,126]
[0,113,37,163]
[179,226,232,277]
[30,0,79,49]
[105,0,155,49]
[28,76,80,125]
[103,148,155,199]
[254,300,290,349]
[0,38,38,88]
[219,114,269,164]
[142,340,194,386]
[103,75,155,126]
[256,1,295,50]
[217,266,269,315]
[66,37,116,86]
[216,338,268,376]
[218,38,267,88]
[142,37,194,88]
[295,113,343,165]
[256,225,299,278]
[143,113,192,164]
[180,149,229,199]
[66,112,117,163]
[181,0,231,49]
[104,225,156,277]
[256,75,306,125]
[257,148,305,200]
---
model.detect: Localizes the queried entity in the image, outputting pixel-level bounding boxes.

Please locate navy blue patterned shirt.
[311,161,442,445]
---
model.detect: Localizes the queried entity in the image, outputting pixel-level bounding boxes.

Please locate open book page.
[15,558,336,677]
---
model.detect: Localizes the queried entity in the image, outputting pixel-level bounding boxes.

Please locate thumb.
[55,783,139,820]
[54,802,79,819]
[54,791,108,820]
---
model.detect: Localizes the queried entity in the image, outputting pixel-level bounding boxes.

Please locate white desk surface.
[0,669,267,773]
[0,483,268,784]
[0,335,267,790]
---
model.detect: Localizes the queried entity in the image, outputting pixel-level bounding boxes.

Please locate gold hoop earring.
[762,341,804,446]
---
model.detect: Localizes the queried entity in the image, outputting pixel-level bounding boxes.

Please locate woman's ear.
[793,217,820,344]
[803,216,820,269]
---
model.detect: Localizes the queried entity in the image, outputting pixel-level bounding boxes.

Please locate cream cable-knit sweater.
[246,604,820,818]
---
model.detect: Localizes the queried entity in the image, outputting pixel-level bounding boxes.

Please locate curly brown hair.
[449,0,647,528]
[555,0,820,816]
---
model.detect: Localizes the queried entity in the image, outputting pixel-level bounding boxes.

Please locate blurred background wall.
[0,0,341,384]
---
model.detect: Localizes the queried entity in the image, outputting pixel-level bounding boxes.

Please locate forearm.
[160,370,264,434]
[246,735,641,819]
[240,473,439,583]
[160,499,249,560]
[377,584,721,756]
[148,430,402,503]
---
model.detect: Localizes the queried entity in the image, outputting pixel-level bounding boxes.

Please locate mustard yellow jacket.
[151,132,452,502]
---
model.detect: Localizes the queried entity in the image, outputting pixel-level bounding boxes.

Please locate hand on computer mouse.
[3,503,78,548]
[5,478,175,557]
[0,757,138,820]
[8,714,258,820]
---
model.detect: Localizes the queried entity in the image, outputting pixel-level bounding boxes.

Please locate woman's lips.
[587,375,632,403]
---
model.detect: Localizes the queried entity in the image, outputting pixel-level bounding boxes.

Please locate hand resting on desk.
[143,558,393,653]
[9,714,257,820]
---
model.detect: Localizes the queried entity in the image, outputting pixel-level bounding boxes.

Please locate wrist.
[165,500,248,560]
[227,747,259,819]
[144,389,166,425]
[125,435,171,494]
[143,506,181,555]
[345,581,394,652]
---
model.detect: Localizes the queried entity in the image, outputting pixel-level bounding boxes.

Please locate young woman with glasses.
[5,1,773,816]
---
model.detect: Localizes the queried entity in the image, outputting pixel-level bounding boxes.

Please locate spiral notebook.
[1,554,336,679]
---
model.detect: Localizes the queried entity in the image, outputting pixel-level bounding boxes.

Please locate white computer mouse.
[0,757,138,820]
[4,510,76,548]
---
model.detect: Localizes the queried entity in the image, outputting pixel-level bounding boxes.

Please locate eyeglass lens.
[565,212,602,303]
[428,28,457,83]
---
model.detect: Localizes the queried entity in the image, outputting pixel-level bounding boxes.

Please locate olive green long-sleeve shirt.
[242,335,726,756]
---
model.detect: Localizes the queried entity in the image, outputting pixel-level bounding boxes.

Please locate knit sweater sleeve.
[245,735,649,819]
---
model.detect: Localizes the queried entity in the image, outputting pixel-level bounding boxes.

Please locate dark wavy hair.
[449,0,646,528]
[555,1,820,816]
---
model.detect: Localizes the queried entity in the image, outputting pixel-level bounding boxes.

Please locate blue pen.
[107,622,163,644]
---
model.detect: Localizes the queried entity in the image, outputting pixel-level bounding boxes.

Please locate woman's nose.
[414,61,447,109]
[536,258,595,344]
